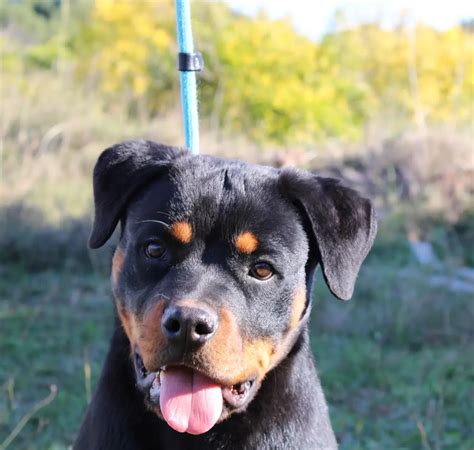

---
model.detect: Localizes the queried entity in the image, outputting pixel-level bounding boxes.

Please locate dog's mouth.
[134,352,257,435]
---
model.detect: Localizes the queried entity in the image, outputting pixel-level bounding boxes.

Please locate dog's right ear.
[89,140,184,249]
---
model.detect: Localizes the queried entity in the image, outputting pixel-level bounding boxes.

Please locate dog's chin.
[133,352,260,430]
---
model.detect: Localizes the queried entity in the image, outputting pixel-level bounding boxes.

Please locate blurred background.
[0,1,473,448]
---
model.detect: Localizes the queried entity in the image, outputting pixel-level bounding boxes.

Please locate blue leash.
[175,0,203,155]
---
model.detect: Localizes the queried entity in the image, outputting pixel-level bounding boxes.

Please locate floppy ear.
[89,140,184,249]
[279,169,377,300]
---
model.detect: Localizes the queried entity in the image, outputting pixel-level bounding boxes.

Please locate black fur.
[279,169,377,300]
[89,140,185,249]
[75,141,377,449]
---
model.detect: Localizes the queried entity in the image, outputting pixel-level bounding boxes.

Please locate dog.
[75,140,377,449]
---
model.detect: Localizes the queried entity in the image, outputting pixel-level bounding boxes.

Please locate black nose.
[162,305,218,348]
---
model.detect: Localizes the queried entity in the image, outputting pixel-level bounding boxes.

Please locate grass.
[1,225,473,449]
[311,262,474,450]
[0,265,112,449]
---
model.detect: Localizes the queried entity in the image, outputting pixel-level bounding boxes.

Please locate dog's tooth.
[149,376,161,404]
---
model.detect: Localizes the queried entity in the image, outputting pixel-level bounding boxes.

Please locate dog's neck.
[75,318,336,449]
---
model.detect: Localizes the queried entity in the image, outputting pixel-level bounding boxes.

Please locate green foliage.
[72,0,177,108]
[2,1,472,145]
[25,39,65,69]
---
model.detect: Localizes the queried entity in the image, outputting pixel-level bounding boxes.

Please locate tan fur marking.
[267,328,300,374]
[111,247,124,285]
[139,302,167,370]
[117,305,138,350]
[203,308,243,379]
[117,303,299,389]
[198,307,275,384]
[290,287,307,330]
[235,231,258,254]
[115,300,168,369]
[170,221,193,244]
[240,339,275,378]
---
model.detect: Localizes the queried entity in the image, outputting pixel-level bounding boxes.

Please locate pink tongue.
[159,367,223,435]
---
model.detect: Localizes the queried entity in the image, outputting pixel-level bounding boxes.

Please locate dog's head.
[89,140,377,435]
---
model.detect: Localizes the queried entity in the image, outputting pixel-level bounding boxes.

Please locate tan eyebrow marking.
[235,231,259,254]
[170,221,193,244]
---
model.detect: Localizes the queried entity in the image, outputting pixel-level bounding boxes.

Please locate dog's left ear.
[279,169,377,300]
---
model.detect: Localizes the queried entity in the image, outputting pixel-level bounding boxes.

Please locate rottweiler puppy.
[75,140,377,449]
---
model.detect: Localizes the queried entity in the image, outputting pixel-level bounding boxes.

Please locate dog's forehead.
[169,156,279,212]
[128,156,301,240]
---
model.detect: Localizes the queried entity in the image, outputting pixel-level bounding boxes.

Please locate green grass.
[317,337,473,449]
[0,266,113,449]
[311,264,474,450]
[1,231,473,449]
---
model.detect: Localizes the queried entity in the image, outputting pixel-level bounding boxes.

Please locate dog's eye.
[144,240,166,259]
[249,262,274,280]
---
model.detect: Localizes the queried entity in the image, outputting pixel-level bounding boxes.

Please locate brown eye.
[145,241,166,258]
[249,262,274,280]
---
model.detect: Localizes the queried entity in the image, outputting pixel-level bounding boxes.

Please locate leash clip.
[178,52,204,72]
